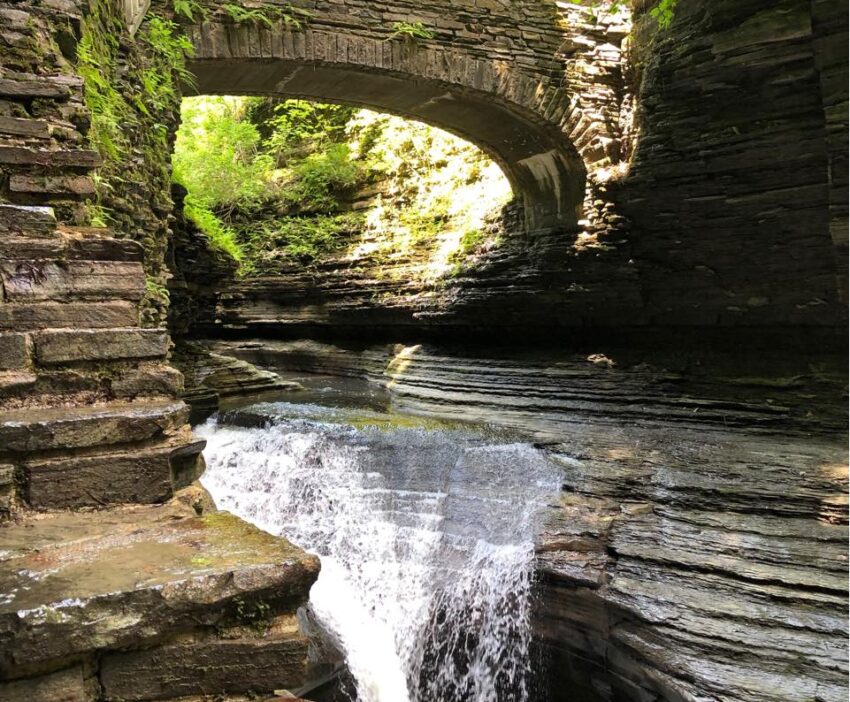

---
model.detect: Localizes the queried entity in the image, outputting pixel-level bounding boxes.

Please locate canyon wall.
[188,0,848,337]
[0,0,846,700]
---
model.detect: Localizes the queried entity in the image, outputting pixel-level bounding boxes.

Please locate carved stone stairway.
[0,35,319,698]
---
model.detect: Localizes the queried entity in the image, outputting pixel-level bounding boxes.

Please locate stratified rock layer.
[205,338,848,702]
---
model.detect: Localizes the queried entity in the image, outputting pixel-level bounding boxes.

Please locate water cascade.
[198,402,561,702]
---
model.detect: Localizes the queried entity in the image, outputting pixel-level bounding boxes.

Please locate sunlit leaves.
[649,0,678,28]
[388,21,436,41]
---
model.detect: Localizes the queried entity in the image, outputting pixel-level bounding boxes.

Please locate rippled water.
[198,402,560,702]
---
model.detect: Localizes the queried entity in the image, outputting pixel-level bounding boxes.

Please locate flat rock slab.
[0,301,138,331]
[0,261,145,302]
[0,399,187,452]
[0,504,319,674]
[101,619,308,701]
[0,205,56,236]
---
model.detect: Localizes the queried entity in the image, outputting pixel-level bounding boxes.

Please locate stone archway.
[183,15,592,232]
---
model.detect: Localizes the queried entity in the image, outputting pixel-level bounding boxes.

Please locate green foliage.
[77,1,131,161]
[173,97,274,210]
[649,0,678,28]
[173,97,512,278]
[145,277,171,305]
[237,212,364,272]
[282,143,363,213]
[398,197,451,246]
[184,199,243,260]
[172,0,207,22]
[261,100,355,161]
[389,21,435,41]
[453,228,487,260]
[565,0,676,28]
[221,3,311,30]
[138,17,196,115]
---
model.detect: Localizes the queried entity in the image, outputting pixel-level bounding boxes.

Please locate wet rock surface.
[205,338,848,702]
[172,341,303,423]
[0,499,319,693]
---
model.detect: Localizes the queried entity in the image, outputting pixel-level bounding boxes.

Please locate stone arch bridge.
[178,0,628,231]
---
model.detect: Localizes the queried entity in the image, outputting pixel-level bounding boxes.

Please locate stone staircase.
[0,201,319,701]
[0,203,204,512]
[0,15,319,696]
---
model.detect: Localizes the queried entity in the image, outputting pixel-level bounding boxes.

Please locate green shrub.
[237,213,364,272]
[282,143,364,213]
[173,97,275,210]
[184,199,243,261]
[261,100,355,162]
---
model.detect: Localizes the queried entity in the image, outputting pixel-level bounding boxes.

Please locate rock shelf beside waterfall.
[0,497,319,699]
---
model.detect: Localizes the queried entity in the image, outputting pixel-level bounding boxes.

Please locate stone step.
[0,230,145,262]
[15,260,143,302]
[0,260,145,302]
[0,332,30,371]
[61,228,145,261]
[0,73,74,99]
[9,173,95,197]
[0,301,139,331]
[100,618,309,701]
[0,146,101,168]
[23,429,206,509]
[32,328,169,364]
[0,115,50,138]
[0,204,56,236]
[0,399,188,453]
[0,502,319,677]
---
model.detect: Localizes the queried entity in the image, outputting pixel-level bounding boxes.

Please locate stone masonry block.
[0,204,57,237]
[10,174,97,196]
[100,627,308,701]
[34,328,169,364]
[0,302,138,331]
[0,332,31,370]
[0,261,146,302]
[25,444,176,509]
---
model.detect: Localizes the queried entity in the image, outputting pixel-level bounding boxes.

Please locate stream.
[197,397,561,702]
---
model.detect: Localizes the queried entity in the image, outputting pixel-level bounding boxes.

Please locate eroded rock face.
[171,341,303,423]
[537,430,848,702]
[204,338,848,702]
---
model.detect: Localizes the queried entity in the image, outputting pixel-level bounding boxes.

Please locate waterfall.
[198,403,560,702]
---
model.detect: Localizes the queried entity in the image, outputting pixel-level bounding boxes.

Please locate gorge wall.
[0,3,318,700]
[0,1,847,701]
[174,0,848,337]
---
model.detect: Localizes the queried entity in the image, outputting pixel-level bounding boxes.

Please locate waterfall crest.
[198,403,560,702]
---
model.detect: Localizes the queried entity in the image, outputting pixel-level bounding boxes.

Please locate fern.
[389,21,435,41]
[173,0,207,22]
[221,3,311,30]
[649,0,678,28]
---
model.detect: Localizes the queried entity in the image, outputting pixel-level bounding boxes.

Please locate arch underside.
[185,56,585,231]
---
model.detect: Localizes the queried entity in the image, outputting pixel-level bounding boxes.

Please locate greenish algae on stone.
[0,502,319,675]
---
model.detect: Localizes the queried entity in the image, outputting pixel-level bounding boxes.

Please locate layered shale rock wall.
[204,337,849,702]
[188,0,848,335]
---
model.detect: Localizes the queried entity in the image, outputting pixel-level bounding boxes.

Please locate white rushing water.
[198,404,560,702]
